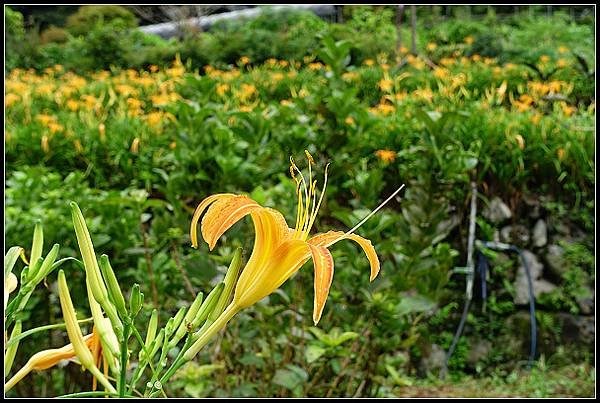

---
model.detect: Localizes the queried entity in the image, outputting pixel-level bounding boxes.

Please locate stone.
[555,313,595,345]
[483,197,512,224]
[576,287,594,315]
[545,244,567,278]
[419,343,446,375]
[532,219,548,248]
[467,339,492,367]
[514,250,558,305]
[500,224,530,246]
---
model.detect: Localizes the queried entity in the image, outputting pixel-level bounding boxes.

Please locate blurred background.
[4,4,595,398]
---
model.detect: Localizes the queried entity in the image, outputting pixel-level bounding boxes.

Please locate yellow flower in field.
[239,56,250,65]
[150,65,159,73]
[561,102,576,116]
[440,57,456,67]
[504,63,516,70]
[280,99,292,106]
[36,114,56,126]
[99,123,106,142]
[471,54,481,62]
[127,97,144,112]
[513,134,525,150]
[413,88,434,103]
[287,71,297,79]
[169,141,177,149]
[512,94,534,112]
[531,113,542,125]
[557,58,568,68]
[239,83,258,101]
[279,60,289,68]
[35,83,54,96]
[266,58,278,67]
[115,84,138,97]
[483,57,495,65]
[539,55,550,63]
[189,152,387,326]
[426,42,437,51]
[342,72,359,81]
[216,83,230,97]
[371,103,396,116]
[81,95,99,110]
[54,64,64,73]
[375,149,396,162]
[272,72,285,82]
[557,148,565,160]
[398,46,409,54]
[5,93,20,107]
[345,116,355,126]
[66,99,79,112]
[130,137,140,153]
[381,63,390,71]
[239,105,253,113]
[74,140,83,153]
[558,46,569,54]
[464,36,474,45]
[407,55,425,70]
[146,111,163,127]
[48,122,63,134]
[363,59,375,66]
[167,59,185,78]
[308,62,324,71]
[433,68,449,79]
[395,91,408,101]
[378,78,394,92]
[548,81,563,93]
[41,135,50,153]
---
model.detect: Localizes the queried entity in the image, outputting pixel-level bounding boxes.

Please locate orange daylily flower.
[190,152,402,325]
[183,153,404,361]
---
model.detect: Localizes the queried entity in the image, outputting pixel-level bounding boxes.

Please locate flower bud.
[145,309,159,347]
[190,282,224,329]
[4,320,22,374]
[29,222,44,275]
[31,244,60,285]
[57,270,95,369]
[172,292,204,345]
[166,307,186,339]
[129,283,144,318]
[99,255,127,319]
[209,248,242,322]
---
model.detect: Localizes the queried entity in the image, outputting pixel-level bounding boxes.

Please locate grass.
[395,363,595,398]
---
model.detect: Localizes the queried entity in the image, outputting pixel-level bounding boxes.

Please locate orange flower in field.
[238,56,250,65]
[539,55,550,63]
[375,149,396,162]
[426,42,437,51]
[363,59,375,66]
[345,116,355,126]
[378,78,394,92]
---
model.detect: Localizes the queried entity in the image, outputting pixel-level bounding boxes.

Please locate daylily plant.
[182,152,404,361]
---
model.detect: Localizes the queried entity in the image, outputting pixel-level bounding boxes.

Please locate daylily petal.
[234,239,311,308]
[190,193,235,248]
[201,195,262,250]
[309,230,380,281]
[308,244,334,325]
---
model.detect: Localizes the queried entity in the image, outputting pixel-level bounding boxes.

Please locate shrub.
[65,5,138,36]
[40,25,70,44]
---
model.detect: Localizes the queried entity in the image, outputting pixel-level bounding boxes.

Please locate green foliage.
[65,5,138,36]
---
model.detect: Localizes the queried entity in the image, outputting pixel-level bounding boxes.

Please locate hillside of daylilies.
[4,6,595,398]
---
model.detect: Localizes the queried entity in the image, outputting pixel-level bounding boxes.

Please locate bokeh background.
[4,5,595,397]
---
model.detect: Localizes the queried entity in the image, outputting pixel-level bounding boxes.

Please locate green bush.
[65,5,138,36]
[40,25,70,44]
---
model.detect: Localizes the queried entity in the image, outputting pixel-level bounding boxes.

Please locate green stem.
[5,318,94,348]
[148,303,240,397]
[57,391,130,398]
[118,324,131,397]
[128,326,161,394]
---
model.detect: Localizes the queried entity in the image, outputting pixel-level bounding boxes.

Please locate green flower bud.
[4,321,22,374]
[29,222,44,279]
[171,292,204,346]
[209,248,243,322]
[190,282,224,329]
[99,255,127,319]
[145,309,159,347]
[129,283,144,318]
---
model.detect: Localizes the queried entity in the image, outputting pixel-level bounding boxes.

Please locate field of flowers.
[4,6,595,398]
